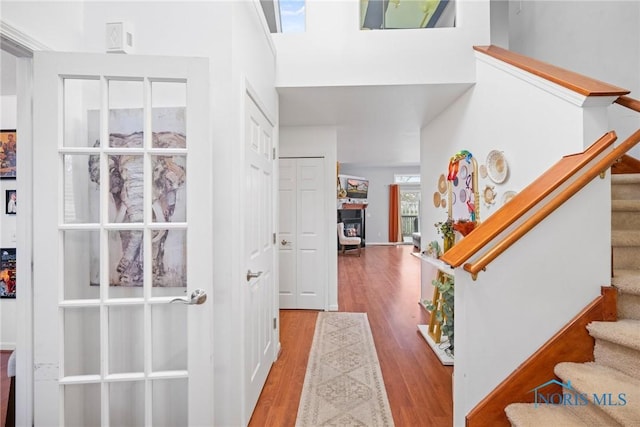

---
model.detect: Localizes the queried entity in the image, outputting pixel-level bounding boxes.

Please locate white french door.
[278,157,326,310]
[243,93,276,421]
[32,51,213,426]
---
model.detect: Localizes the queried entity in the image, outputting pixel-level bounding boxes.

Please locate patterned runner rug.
[295,312,395,426]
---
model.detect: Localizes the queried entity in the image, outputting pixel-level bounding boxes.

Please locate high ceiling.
[278,83,472,166]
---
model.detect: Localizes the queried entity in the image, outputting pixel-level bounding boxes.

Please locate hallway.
[250,245,454,426]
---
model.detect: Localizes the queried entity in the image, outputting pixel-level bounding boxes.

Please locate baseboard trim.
[366,242,413,246]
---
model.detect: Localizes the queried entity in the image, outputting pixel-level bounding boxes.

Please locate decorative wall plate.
[483,184,496,207]
[438,174,447,193]
[502,190,517,205]
[441,198,447,209]
[459,189,467,203]
[433,191,441,207]
[479,164,488,179]
[458,164,468,180]
[451,191,456,206]
[486,150,508,183]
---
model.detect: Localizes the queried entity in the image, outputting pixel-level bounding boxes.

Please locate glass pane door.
[400,188,421,242]
[33,52,212,426]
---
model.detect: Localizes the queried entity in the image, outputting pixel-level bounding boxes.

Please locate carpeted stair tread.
[612,174,640,185]
[612,272,640,296]
[588,319,640,352]
[505,402,620,427]
[594,340,640,381]
[612,199,640,212]
[618,294,640,321]
[555,362,640,426]
[612,230,640,246]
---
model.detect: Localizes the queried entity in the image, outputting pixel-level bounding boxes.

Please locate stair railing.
[440,127,640,278]
[439,46,640,278]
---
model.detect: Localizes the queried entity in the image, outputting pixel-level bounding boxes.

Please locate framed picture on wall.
[5,190,16,214]
[0,248,16,298]
[0,129,17,179]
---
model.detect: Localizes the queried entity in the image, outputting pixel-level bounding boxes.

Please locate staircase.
[504,173,640,426]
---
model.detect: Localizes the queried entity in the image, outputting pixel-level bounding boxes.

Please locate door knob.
[246,270,263,281]
[170,289,207,305]
[281,239,290,245]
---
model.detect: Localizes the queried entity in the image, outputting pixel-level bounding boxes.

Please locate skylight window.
[279,0,306,33]
[361,0,455,29]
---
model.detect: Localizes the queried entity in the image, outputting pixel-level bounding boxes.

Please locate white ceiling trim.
[0,20,50,57]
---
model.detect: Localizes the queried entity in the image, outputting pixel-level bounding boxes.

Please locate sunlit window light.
[279,0,306,33]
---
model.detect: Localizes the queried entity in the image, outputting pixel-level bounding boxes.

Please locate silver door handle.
[246,270,263,281]
[170,289,207,305]
[281,240,290,245]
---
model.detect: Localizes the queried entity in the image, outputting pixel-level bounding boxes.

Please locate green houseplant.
[434,218,455,252]
[425,273,454,355]
[425,219,456,355]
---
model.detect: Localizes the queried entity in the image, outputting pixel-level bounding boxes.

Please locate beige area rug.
[295,312,395,427]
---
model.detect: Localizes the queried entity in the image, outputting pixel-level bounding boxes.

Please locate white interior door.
[278,159,296,308]
[244,93,275,420]
[278,157,326,310]
[32,51,213,426]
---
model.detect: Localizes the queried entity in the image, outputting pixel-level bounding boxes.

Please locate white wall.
[339,164,419,244]
[280,126,338,310]
[421,53,613,426]
[337,126,422,166]
[274,0,491,87]
[1,1,84,51]
[0,95,17,350]
[509,0,640,157]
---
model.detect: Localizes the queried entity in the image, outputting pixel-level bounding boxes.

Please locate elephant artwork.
[88,131,187,287]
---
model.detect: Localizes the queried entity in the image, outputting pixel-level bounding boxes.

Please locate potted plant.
[427,219,457,355]
[426,273,454,355]
[434,218,455,252]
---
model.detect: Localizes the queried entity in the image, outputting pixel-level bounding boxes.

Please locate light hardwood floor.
[249,244,454,427]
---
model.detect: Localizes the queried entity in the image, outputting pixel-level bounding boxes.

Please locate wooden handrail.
[463,129,640,277]
[440,132,617,268]
[474,45,630,97]
[612,95,640,173]
[615,95,640,113]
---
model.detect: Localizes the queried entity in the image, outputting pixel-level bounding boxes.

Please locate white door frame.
[1,19,51,427]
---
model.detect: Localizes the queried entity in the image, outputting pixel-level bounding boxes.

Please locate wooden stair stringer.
[465,286,617,427]
[612,154,640,174]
